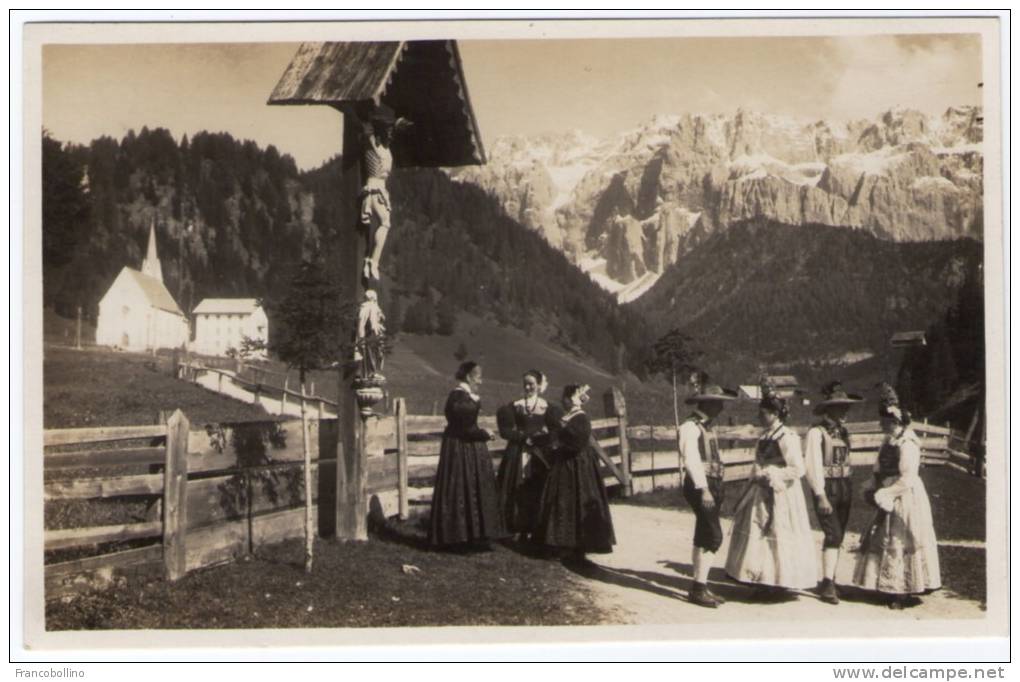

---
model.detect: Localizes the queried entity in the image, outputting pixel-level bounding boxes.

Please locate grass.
[45,520,610,630]
[620,464,986,605]
[44,345,272,428]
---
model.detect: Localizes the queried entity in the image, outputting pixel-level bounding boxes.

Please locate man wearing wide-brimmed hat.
[679,372,738,608]
[803,381,863,605]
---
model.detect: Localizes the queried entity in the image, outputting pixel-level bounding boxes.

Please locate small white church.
[95,222,189,352]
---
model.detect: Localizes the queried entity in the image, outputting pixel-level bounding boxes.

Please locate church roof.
[193,298,262,315]
[268,41,485,168]
[123,268,184,316]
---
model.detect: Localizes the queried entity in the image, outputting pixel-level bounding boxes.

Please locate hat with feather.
[684,370,738,404]
[813,380,864,415]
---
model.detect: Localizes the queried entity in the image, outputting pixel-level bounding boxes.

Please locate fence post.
[163,409,190,581]
[217,371,223,394]
[317,398,325,422]
[395,398,409,520]
[605,387,633,497]
[649,424,656,490]
[253,383,260,407]
[281,376,289,416]
[300,382,314,572]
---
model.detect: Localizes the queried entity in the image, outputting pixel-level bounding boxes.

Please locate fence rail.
[44,388,984,600]
[177,361,338,418]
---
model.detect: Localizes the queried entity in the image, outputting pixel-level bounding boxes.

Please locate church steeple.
[141,218,163,282]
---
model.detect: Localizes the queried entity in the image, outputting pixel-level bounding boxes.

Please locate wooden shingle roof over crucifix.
[268,41,486,168]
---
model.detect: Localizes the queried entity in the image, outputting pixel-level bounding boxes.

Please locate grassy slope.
[44,345,270,428]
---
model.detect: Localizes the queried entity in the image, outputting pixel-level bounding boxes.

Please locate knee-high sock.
[692,547,713,584]
[823,547,839,581]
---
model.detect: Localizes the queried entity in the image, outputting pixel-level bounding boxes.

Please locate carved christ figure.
[358,103,412,283]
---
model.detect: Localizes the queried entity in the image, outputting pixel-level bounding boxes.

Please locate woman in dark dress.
[428,361,508,549]
[533,384,616,563]
[495,370,552,540]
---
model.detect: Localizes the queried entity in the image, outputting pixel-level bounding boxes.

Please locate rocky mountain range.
[452,106,984,302]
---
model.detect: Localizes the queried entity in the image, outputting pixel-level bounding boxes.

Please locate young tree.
[255,259,360,573]
[646,329,704,485]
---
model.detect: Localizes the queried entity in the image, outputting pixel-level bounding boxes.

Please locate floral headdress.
[758,374,789,420]
[877,382,911,424]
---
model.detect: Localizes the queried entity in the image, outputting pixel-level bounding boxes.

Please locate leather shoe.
[689,584,720,609]
[819,579,840,605]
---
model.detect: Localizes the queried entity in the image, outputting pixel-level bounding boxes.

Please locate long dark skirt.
[428,436,508,547]
[533,450,615,554]
[496,444,548,534]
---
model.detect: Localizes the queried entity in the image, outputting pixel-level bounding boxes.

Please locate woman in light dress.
[853,384,942,609]
[726,377,818,599]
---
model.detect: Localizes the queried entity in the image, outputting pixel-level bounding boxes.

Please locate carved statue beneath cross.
[354,288,386,378]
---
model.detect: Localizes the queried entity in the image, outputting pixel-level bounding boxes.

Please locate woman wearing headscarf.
[853,384,941,608]
[495,370,552,540]
[726,376,818,599]
[427,361,508,549]
[533,384,616,563]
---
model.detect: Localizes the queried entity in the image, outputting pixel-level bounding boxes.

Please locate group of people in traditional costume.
[426,361,941,611]
[681,375,941,610]
[428,361,615,564]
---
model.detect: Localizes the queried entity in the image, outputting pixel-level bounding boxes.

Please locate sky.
[42,34,982,171]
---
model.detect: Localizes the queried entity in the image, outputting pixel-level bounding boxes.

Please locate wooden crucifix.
[269,40,486,540]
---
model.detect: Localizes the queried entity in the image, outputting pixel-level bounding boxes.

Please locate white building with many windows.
[96,222,189,352]
[192,298,268,357]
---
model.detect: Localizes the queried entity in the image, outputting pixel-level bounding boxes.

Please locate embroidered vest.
[817,421,851,479]
[876,438,901,483]
[686,416,723,480]
[756,436,787,467]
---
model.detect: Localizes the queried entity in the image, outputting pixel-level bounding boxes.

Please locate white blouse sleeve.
[774,429,806,481]
[882,436,921,497]
[679,421,708,490]
[803,427,826,496]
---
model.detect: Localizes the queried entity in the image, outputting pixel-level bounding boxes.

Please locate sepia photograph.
[16,13,1007,659]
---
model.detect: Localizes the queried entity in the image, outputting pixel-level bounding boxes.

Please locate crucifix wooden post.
[335,101,368,540]
[269,40,486,541]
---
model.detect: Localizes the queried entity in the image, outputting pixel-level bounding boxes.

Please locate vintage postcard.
[16,14,1007,658]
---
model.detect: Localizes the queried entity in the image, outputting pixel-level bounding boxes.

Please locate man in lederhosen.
[679,374,738,608]
[803,381,863,605]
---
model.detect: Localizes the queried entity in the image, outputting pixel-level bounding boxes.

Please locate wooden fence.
[45,389,984,599]
[44,410,349,599]
[177,360,338,419]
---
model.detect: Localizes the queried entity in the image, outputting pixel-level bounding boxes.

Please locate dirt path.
[569,504,985,625]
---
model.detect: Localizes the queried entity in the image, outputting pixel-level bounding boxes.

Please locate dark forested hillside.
[42,130,652,375]
[303,160,655,374]
[633,219,983,363]
[43,128,318,320]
